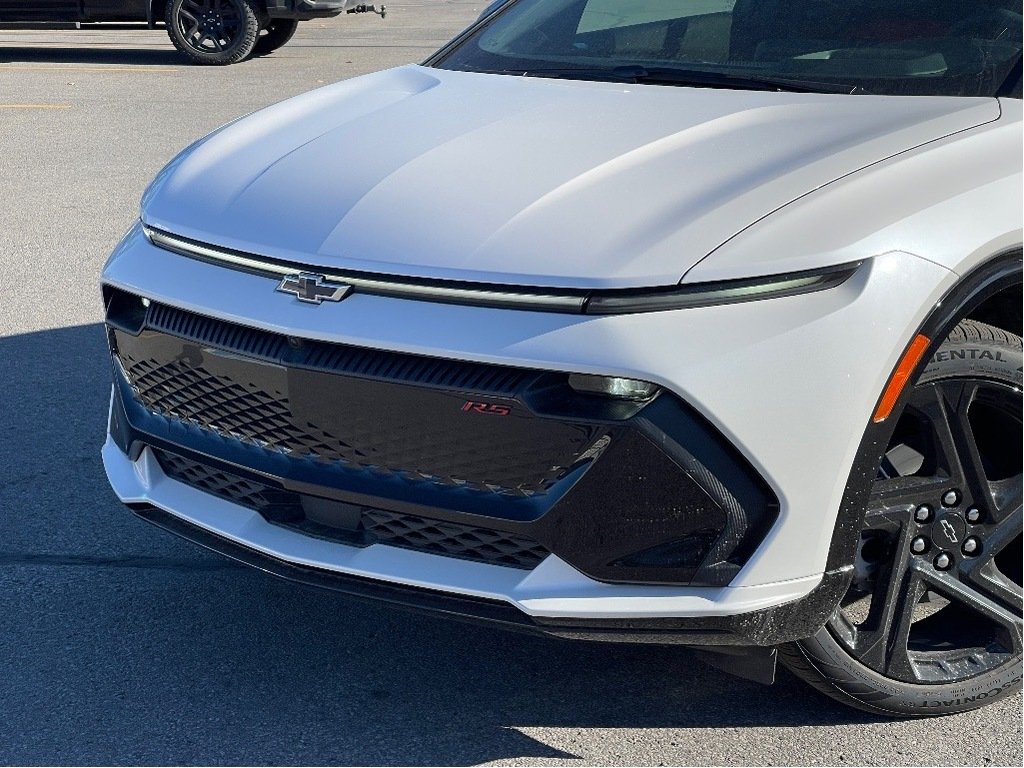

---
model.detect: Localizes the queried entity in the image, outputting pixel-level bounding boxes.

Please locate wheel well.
[966,282,1022,337]
[153,0,269,25]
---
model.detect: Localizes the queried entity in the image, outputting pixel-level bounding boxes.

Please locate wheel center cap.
[932,512,967,550]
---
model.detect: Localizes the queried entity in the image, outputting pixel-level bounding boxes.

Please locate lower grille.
[154,448,549,569]
[155,449,302,517]
[361,508,549,569]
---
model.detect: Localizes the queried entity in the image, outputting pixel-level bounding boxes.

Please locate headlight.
[568,374,660,400]
[583,261,862,314]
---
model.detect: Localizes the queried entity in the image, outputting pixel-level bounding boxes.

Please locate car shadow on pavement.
[0,45,186,67]
[0,323,880,766]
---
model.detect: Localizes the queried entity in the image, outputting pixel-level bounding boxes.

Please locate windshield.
[432,0,1023,97]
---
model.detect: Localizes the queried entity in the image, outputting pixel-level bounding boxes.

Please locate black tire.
[166,0,260,66]
[253,18,299,57]
[780,319,1023,717]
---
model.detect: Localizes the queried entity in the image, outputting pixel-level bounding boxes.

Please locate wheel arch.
[966,280,1023,337]
[153,0,269,26]
[824,248,1023,578]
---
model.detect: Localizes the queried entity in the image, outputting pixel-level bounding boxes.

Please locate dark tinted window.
[434,0,1023,96]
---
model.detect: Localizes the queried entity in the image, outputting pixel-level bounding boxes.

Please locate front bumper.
[101,222,958,632]
[103,436,825,633]
[105,291,779,588]
[114,491,850,646]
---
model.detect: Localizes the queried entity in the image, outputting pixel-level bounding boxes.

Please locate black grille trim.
[113,300,598,498]
[153,448,550,570]
[146,302,530,396]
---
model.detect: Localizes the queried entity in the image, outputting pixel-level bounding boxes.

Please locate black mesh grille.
[153,449,549,570]
[157,450,269,508]
[116,313,604,497]
[362,509,550,569]
[155,448,303,517]
[124,357,346,458]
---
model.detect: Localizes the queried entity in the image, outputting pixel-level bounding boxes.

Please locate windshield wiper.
[510,65,867,94]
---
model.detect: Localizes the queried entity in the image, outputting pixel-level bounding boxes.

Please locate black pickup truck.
[0,0,384,64]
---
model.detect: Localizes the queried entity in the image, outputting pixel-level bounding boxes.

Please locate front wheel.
[253,18,299,56]
[166,0,261,65]
[781,320,1023,717]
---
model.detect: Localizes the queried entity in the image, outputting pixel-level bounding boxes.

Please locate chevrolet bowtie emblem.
[276,273,352,304]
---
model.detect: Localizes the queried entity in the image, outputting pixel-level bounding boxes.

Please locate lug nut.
[914,505,933,523]
[966,507,982,524]
[911,537,929,554]
[934,552,953,571]
[962,537,980,556]
[942,489,961,507]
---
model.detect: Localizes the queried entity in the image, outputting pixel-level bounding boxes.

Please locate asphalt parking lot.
[1,3,1022,765]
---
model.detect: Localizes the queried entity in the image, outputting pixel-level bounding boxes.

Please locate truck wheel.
[780,320,1023,717]
[253,18,299,56]
[166,0,260,65]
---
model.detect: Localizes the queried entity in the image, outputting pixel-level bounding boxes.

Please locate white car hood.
[142,65,999,289]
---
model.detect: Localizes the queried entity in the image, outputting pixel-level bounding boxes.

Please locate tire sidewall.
[919,333,1023,387]
[798,626,1023,717]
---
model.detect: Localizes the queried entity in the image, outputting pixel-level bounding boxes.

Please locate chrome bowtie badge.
[939,519,959,544]
[276,273,352,304]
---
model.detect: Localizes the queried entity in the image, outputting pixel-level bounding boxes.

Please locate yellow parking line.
[0,103,72,109]
[0,65,176,73]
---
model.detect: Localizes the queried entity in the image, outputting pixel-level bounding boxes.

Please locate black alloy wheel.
[781,320,1023,716]
[166,0,260,65]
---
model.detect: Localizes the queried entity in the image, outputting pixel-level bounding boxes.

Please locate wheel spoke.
[965,558,1024,616]
[988,476,1022,526]
[842,522,923,678]
[945,382,995,509]
[863,499,915,533]
[904,383,963,483]
[883,572,925,679]
[904,381,993,503]
[961,503,1023,613]
[983,498,1023,553]
[916,562,1023,655]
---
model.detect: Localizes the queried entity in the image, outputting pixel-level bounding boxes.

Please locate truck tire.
[166,0,260,65]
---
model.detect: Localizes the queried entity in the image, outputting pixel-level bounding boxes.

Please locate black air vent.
[146,301,530,395]
[153,448,549,570]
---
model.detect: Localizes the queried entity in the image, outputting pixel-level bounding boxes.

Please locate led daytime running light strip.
[144,225,861,315]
